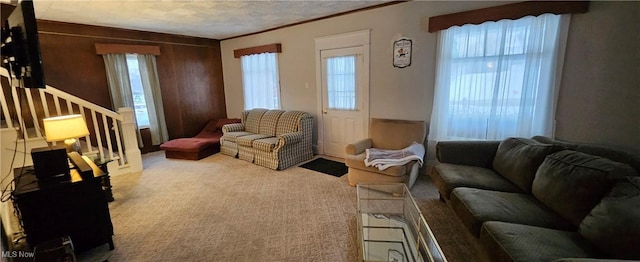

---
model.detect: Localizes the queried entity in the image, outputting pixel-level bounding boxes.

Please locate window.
[241,53,281,110]
[101,52,168,145]
[430,14,566,141]
[125,54,150,127]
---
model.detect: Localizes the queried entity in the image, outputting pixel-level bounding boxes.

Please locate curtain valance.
[428,1,588,33]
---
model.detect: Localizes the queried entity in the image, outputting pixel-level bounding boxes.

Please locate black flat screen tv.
[1,0,45,88]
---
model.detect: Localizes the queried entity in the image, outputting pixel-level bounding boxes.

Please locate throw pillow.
[579,177,640,260]
[492,137,560,193]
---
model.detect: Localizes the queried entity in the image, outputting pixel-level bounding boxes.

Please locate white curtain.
[137,54,168,145]
[241,53,280,109]
[326,55,357,110]
[429,14,568,141]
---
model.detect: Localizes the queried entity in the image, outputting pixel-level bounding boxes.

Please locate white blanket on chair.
[364,142,425,171]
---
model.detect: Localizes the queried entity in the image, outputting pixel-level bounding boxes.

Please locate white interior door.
[321,47,367,158]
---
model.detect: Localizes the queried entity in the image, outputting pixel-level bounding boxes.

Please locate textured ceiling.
[23,0,392,39]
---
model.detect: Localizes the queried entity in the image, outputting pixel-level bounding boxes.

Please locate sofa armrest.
[222,123,245,133]
[436,140,501,168]
[276,132,303,148]
[345,138,373,155]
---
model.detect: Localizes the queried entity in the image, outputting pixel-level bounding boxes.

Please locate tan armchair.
[344,118,427,189]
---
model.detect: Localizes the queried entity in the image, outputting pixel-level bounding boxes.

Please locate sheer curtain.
[137,54,168,145]
[430,14,568,141]
[326,55,357,110]
[241,53,280,109]
[102,54,143,147]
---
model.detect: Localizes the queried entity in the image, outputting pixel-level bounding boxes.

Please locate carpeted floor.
[77,152,477,262]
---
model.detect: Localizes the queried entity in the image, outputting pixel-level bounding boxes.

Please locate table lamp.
[43,114,90,153]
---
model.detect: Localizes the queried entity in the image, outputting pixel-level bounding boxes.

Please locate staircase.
[1,67,142,245]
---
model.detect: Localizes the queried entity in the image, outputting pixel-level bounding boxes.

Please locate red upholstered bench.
[160,118,240,160]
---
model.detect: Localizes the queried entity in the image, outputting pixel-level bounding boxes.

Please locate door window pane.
[326,55,356,110]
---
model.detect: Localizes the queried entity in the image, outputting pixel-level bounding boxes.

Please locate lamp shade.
[43,114,90,142]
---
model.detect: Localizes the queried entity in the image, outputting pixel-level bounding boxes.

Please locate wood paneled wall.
[36,20,227,139]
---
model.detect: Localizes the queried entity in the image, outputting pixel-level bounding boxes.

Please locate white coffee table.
[356,183,447,262]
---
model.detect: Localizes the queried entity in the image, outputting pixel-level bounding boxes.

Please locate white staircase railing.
[0,68,142,176]
[1,68,143,249]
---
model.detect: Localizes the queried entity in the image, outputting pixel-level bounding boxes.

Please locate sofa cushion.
[493,137,560,193]
[236,134,273,147]
[451,188,574,237]
[344,153,406,177]
[221,131,253,143]
[533,136,640,174]
[532,150,636,227]
[431,163,522,200]
[244,109,268,134]
[480,221,602,262]
[578,177,640,260]
[435,140,500,168]
[275,111,306,135]
[258,110,284,136]
[253,137,279,152]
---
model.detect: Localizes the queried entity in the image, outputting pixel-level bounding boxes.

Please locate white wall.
[221,1,640,154]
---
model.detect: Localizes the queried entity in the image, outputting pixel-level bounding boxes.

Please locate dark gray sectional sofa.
[430,136,640,262]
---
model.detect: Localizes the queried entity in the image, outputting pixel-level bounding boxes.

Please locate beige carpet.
[77,151,477,262]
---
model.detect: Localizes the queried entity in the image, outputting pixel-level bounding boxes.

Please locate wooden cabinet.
[13,163,114,253]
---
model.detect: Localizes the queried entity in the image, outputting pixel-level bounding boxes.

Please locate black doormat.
[300,158,348,177]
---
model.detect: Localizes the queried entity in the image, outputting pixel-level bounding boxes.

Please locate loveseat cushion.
[431,163,522,200]
[480,221,602,262]
[532,150,636,227]
[578,177,640,260]
[451,188,574,237]
[493,137,560,193]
